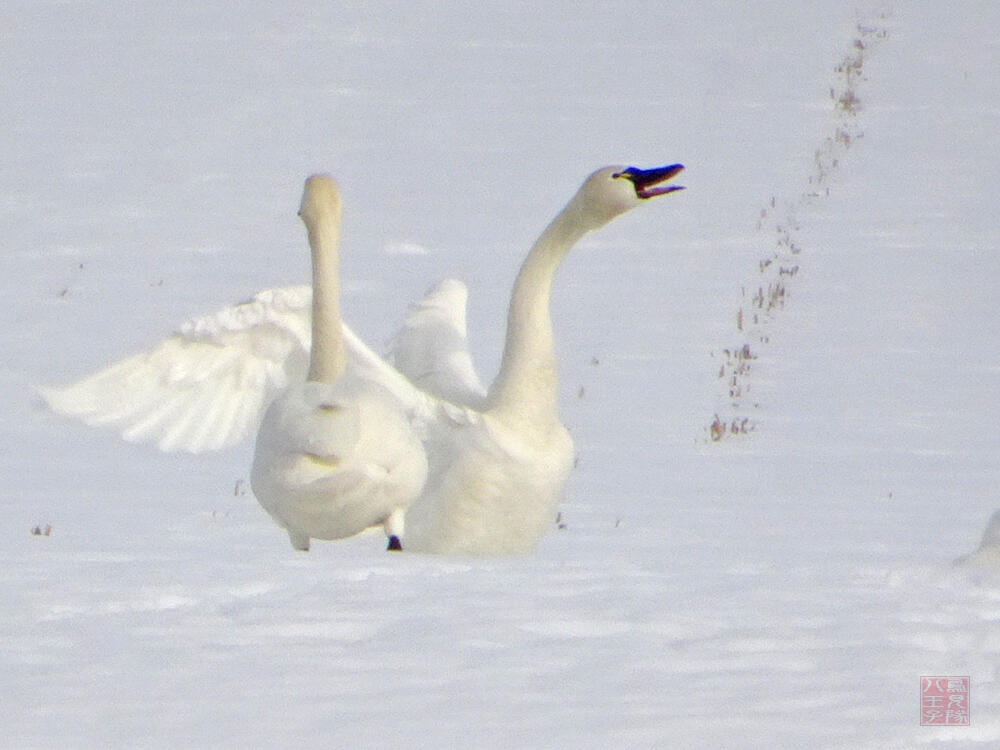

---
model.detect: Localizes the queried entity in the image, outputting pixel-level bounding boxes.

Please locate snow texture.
[3,1,1000,747]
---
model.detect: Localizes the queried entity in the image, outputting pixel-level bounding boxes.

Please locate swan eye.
[612,167,641,180]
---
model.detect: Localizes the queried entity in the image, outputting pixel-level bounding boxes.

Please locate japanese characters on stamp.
[920,676,970,726]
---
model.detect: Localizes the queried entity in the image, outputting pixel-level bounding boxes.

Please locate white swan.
[399,164,685,554]
[40,163,684,555]
[249,175,427,551]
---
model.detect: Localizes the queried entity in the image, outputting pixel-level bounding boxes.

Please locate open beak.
[614,164,685,199]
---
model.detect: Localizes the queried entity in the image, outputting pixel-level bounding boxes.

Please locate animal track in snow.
[709,11,890,442]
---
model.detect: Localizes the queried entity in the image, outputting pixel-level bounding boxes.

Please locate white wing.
[38,286,313,453]
[387,279,487,409]
[38,279,489,454]
[39,277,489,454]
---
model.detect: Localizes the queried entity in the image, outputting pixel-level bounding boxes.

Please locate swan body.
[401,402,574,555]
[40,163,684,555]
[251,374,426,550]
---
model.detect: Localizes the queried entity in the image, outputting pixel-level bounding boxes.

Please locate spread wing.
[38,280,487,454]
[38,286,313,453]
[387,279,487,409]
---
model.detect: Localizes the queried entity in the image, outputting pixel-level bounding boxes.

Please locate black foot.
[387,535,403,551]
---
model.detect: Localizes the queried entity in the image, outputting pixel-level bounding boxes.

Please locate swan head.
[298,174,342,225]
[574,164,684,230]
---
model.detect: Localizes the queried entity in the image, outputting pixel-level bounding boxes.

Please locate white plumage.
[401,164,685,555]
[40,163,684,555]
[38,286,312,453]
[388,278,487,409]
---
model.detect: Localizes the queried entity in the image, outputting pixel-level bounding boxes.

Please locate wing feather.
[38,286,312,453]
[39,281,482,455]
[387,279,487,408]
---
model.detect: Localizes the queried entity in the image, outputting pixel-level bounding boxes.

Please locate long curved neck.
[305,209,345,383]
[486,198,591,427]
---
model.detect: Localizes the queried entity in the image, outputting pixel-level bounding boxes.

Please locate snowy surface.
[4,1,1000,747]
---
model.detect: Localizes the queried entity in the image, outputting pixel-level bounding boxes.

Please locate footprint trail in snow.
[708,10,891,441]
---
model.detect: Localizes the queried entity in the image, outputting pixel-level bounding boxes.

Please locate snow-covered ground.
[4,1,1000,747]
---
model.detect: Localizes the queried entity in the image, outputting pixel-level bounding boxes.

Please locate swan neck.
[487,200,589,425]
[305,210,345,383]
